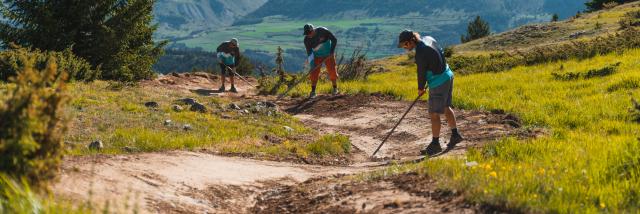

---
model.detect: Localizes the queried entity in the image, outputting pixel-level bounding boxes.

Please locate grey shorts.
[428,77,453,114]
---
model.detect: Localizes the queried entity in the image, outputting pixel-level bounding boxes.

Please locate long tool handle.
[371,93,424,157]
[224,65,255,88]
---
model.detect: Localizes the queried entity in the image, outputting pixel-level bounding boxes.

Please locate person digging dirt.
[303,23,339,98]
[216,38,241,93]
[398,30,464,156]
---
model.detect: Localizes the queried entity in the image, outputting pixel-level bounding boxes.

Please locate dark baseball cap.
[303,24,314,35]
[397,29,414,48]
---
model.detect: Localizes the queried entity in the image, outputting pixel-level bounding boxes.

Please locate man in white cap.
[216,38,241,93]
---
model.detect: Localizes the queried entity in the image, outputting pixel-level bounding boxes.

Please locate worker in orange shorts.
[303,23,339,98]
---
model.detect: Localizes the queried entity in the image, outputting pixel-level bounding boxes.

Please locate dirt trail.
[280,94,538,161]
[56,151,371,213]
[56,74,540,213]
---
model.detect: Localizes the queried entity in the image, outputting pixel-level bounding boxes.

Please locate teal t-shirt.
[426,65,454,89]
[312,40,332,57]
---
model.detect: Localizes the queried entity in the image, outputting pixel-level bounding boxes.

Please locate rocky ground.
[55,73,542,213]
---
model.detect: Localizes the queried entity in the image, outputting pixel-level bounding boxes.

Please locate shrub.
[586,0,638,11]
[337,47,373,80]
[619,10,640,29]
[632,98,640,123]
[608,77,640,91]
[0,45,98,82]
[551,62,621,80]
[0,55,69,186]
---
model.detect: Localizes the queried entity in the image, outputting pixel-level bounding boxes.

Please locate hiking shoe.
[309,91,317,99]
[218,85,226,92]
[332,88,339,96]
[420,141,443,156]
[230,86,238,93]
[448,132,464,149]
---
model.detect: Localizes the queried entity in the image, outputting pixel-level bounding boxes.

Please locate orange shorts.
[310,55,338,83]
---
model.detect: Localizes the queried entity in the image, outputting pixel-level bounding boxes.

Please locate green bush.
[0,46,98,81]
[0,54,69,186]
[619,10,640,29]
[551,62,620,80]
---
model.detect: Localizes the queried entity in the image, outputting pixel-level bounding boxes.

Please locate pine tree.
[461,16,491,43]
[552,13,559,22]
[0,0,167,81]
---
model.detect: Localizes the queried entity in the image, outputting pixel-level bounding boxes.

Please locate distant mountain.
[154,0,267,40]
[235,0,588,32]
[152,0,589,73]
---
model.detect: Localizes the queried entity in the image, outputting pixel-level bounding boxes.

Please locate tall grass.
[280,48,640,212]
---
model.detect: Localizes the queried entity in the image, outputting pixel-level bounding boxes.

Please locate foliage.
[337,47,373,80]
[586,0,638,11]
[632,98,640,123]
[0,174,86,213]
[551,62,620,80]
[0,55,68,186]
[449,28,640,74]
[552,13,559,22]
[0,0,167,82]
[0,46,98,82]
[461,16,491,43]
[619,10,640,29]
[236,54,256,76]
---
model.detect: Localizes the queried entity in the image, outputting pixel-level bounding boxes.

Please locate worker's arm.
[233,47,241,67]
[327,30,338,54]
[416,51,428,90]
[304,38,313,56]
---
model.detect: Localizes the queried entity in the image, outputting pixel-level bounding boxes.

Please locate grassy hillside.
[264,3,640,212]
[455,1,640,54]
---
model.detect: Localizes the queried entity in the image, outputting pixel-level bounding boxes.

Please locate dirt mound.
[141,72,258,97]
[284,93,394,117]
[252,172,478,214]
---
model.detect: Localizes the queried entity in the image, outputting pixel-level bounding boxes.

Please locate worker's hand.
[418,89,426,96]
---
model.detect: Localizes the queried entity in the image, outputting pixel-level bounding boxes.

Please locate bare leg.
[444,107,457,129]
[430,113,442,138]
[230,74,235,86]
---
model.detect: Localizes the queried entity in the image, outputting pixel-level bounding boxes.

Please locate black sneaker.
[230,86,238,93]
[218,85,226,92]
[420,141,442,156]
[448,132,464,149]
[309,91,317,99]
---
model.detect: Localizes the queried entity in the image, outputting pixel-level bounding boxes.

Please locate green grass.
[275,48,640,212]
[0,174,88,213]
[57,81,350,159]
